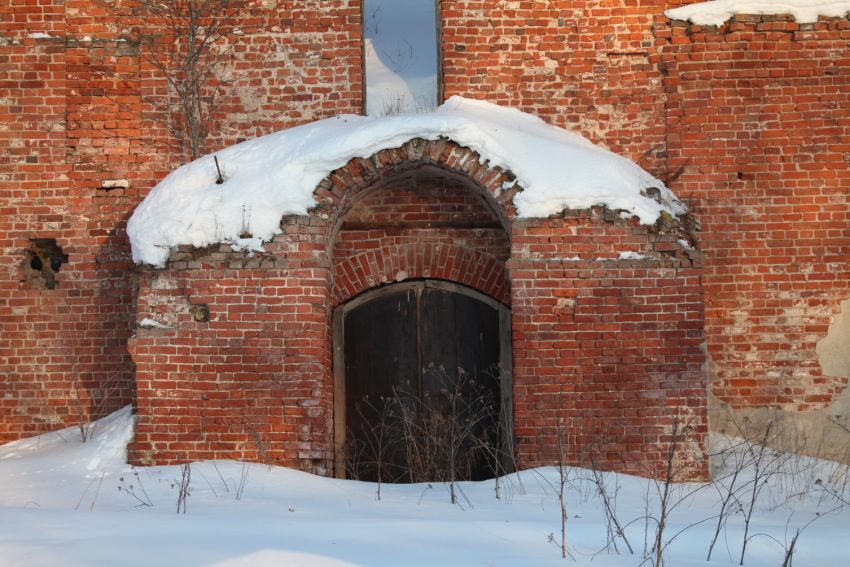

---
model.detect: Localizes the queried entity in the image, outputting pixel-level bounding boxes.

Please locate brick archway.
[312,137,521,247]
[322,140,516,308]
[127,126,708,481]
[332,242,510,307]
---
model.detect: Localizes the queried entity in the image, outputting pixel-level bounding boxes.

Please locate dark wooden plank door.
[344,288,418,417]
[342,282,501,482]
[420,287,501,481]
[420,287,500,385]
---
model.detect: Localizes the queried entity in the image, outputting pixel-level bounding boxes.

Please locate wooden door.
[335,281,506,482]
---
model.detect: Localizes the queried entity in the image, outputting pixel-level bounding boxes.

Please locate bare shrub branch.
[133,0,246,160]
[73,372,126,443]
[175,463,191,514]
[343,367,500,504]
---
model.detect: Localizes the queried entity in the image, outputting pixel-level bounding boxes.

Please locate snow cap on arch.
[128,96,685,267]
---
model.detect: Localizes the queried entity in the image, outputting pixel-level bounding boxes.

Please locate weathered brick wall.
[0,2,62,435]
[0,1,141,440]
[332,169,511,305]
[510,211,706,478]
[441,0,679,179]
[209,0,362,150]
[129,217,333,473]
[0,0,362,442]
[659,16,850,428]
[5,0,847,473]
[129,140,707,478]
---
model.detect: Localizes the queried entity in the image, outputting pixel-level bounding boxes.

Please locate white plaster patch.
[139,317,171,329]
[817,298,850,379]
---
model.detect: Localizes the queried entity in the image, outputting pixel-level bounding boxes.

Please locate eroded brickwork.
[510,211,706,479]
[332,169,512,305]
[0,1,143,439]
[129,217,333,473]
[441,0,673,177]
[3,1,848,477]
[659,15,850,414]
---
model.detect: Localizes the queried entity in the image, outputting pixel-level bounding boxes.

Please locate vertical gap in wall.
[435,0,443,104]
[360,0,366,115]
[362,0,440,115]
[653,20,674,186]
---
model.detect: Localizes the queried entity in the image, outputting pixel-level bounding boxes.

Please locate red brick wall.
[0,1,142,440]
[210,1,362,148]
[659,15,850,413]
[5,0,848,477]
[510,212,706,479]
[332,170,511,305]
[441,0,677,178]
[129,217,333,473]
[129,140,707,478]
[0,0,362,442]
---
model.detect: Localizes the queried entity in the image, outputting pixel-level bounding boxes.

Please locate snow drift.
[666,0,850,26]
[128,97,684,267]
[2,407,849,567]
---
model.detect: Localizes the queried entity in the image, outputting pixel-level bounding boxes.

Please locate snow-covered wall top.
[666,0,850,26]
[128,97,684,267]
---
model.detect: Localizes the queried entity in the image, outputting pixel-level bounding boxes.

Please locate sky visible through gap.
[364,0,439,115]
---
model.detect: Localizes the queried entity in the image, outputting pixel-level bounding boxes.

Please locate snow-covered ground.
[1,408,848,567]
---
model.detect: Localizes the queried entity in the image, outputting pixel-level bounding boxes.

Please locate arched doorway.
[333,280,511,482]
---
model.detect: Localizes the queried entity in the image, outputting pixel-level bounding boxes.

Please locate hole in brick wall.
[23,239,68,290]
[190,304,210,322]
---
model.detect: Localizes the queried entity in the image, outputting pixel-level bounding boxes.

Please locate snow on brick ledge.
[666,0,850,26]
[128,96,685,267]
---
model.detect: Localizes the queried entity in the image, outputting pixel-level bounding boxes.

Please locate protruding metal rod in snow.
[214,155,224,185]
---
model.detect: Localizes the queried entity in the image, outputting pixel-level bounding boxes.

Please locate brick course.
[510,213,705,478]
[129,217,333,473]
